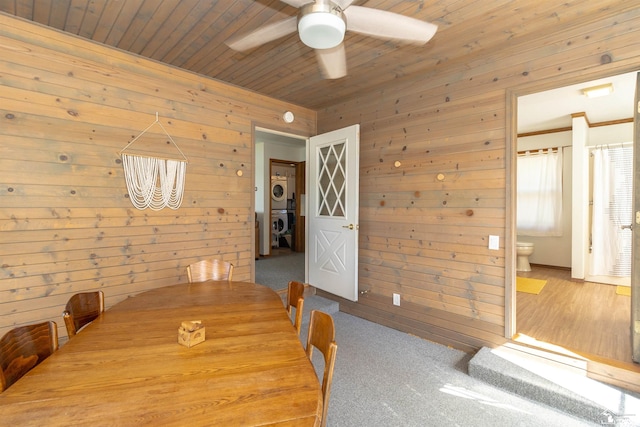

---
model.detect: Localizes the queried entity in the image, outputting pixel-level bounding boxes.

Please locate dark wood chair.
[186,259,234,283]
[305,310,338,427]
[63,291,105,338]
[0,321,58,392]
[286,280,305,335]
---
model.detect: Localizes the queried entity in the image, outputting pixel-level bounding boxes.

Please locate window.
[590,145,633,277]
[517,149,563,236]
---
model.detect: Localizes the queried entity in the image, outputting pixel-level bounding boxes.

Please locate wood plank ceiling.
[0,0,604,110]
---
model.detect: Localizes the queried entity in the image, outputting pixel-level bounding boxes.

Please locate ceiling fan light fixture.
[298,3,346,50]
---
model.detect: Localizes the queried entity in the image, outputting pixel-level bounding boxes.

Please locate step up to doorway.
[468,344,640,425]
[301,294,340,324]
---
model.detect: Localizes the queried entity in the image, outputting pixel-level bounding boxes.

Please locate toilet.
[516,241,535,272]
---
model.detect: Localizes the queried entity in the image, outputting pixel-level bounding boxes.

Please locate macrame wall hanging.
[119,113,188,211]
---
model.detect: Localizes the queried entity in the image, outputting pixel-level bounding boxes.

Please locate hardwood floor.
[516,266,632,363]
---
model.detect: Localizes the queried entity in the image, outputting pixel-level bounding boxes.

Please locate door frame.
[253,126,310,280]
[505,65,640,340]
[269,158,306,253]
[633,71,640,362]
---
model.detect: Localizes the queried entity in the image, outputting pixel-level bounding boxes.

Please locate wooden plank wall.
[317,4,640,353]
[0,14,315,341]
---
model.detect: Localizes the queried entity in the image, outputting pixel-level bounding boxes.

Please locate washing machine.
[271,209,289,248]
[271,176,287,210]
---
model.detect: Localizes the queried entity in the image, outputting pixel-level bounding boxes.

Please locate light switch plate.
[393,293,400,306]
[488,235,499,250]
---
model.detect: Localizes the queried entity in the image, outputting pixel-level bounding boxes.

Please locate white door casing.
[632,72,639,363]
[307,125,360,301]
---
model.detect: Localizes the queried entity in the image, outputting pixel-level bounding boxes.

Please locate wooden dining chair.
[62,291,105,338]
[186,259,234,283]
[0,321,58,392]
[286,280,305,335]
[305,310,338,427]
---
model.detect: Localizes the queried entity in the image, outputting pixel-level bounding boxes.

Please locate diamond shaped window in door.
[317,142,346,217]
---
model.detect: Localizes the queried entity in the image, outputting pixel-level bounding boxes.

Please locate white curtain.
[517,149,563,236]
[589,145,633,277]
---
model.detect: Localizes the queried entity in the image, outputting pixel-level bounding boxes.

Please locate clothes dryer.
[271,209,288,234]
[271,176,287,210]
[271,209,288,248]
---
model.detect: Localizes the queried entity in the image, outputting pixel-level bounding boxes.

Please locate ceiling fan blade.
[279,0,310,7]
[280,0,353,9]
[226,17,297,52]
[334,0,356,10]
[316,44,347,79]
[344,6,437,44]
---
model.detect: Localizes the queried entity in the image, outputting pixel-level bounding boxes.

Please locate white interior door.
[307,125,359,301]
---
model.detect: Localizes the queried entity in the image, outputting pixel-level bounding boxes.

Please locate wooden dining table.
[0,281,322,426]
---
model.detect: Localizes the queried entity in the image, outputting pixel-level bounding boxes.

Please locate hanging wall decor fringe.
[119,113,188,211]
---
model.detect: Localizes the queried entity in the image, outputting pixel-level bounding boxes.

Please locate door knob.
[621,224,633,230]
[342,224,354,230]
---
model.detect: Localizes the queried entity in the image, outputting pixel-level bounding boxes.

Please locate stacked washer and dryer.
[271,176,288,248]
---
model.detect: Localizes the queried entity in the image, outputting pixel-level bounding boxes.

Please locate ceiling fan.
[225,0,437,79]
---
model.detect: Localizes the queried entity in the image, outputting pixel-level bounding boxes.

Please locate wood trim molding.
[518,113,633,138]
[591,117,634,127]
[571,111,591,126]
[518,127,573,138]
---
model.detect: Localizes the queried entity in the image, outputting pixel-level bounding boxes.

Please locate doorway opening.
[512,71,636,365]
[270,159,306,254]
[254,128,307,291]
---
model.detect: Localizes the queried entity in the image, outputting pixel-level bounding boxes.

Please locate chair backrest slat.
[63,291,105,338]
[305,310,337,427]
[0,321,58,392]
[186,259,234,283]
[286,281,305,335]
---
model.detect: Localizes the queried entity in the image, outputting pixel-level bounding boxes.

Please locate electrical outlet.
[393,293,401,306]
[488,235,499,250]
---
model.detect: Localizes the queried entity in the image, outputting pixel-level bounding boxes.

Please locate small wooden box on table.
[178,320,205,348]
